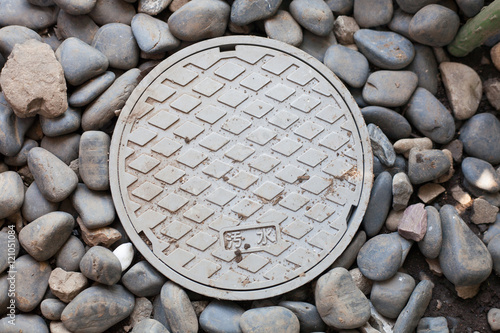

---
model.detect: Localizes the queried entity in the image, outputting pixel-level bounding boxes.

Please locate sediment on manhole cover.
[110,36,373,300]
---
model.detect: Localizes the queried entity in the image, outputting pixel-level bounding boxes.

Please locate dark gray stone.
[371,272,416,319]
[408,149,451,184]
[484,215,500,245]
[22,181,60,222]
[357,233,402,281]
[459,113,500,165]
[290,0,334,36]
[406,43,439,95]
[132,319,170,333]
[0,93,35,157]
[40,107,82,137]
[362,171,393,237]
[19,211,75,261]
[40,133,81,165]
[56,37,108,86]
[0,25,41,59]
[417,317,449,333]
[80,245,122,285]
[462,157,500,193]
[456,0,484,17]
[0,274,7,315]
[354,0,393,28]
[61,284,135,333]
[0,171,24,219]
[439,205,492,287]
[279,301,326,332]
[418,206,442,259]
[299,30,337,62]
[231,0,281,26]
[14,254,51,312]
[69,71,115,107]
[168,0,230,42]
[153,295,171,331]
[363,70,418,107]
[409,5,460,47]
[161,281,198,332]
[79,130,111,191]
[56,11,99,45]
[405,88,455,144]
[0,314,48,333]
[123,261,167,297]
[4,138,37,166]
[131,13,180,54]
[0,0,58,30]
[315,267,370,329]
[28,0,55,5]
[361,106,412,140]
[88,0,136,25]
[240,306,300,332]
[40,298,66,320]
[199,300,245,333]
[71,183,115,228]
[264,10,303,47]
[393,280,434,333]
[389,8,413,39]
[488,235,500,275]
[92,23,140,70]
[324,45,369,88]
[54,0,97,15]
[354,29,415,70]
[325,0,353,15]
[82,68,142,131]
[56,235,85,272]
[332,230,367,269]
[0,227,19,273]
[396,0,439,14]
[368,123,396,167]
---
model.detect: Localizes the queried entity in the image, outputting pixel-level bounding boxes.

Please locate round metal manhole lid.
[110,36,373,300]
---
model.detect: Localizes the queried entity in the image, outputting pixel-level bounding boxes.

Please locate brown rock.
[393,137,433,158]
[386,209,404,231]
[484,78,500,111]
[398,203,428,241]
[49,267,88,303]
[443,139,463,163]
[124,297,153,331]
[417,183,445,203]
[450,185,472,206]
[471,198,499,224]
[0,40,67,119]
[333,16,360,45]
[77,216,121,247]
[455,284,480,299]
[425,258,443,276]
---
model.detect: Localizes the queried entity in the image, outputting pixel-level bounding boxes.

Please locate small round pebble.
[388,9,413,39]
[22,182,59,222]
[80,245,122,285]
[264,10,303,47]
[409,5,460,47]
[354,0,393,28]
[123,261,167,297]
[40,133,81,165]
[231,0,282,26]
[462,157,500,193]
[113,243,134,271]
[131,13,180,55]
[0,171,24,219]
[408,149,451,185]
[392,172,413,211]
[240,306,300,333]
[418,206,442,259]
[324,45,369,88]
[71,183,115,228]
[56,11,99,45]
[56,235,86,272]
[406,43,439,95]
[199,300,245,333]
[40,107,82,137]
[279,301,326,332]
[69,71,115,107]
[357,233,402,281]
[459,113,500,165]
[333,15,359,45]
[361,106,412,140]
[371,272,416,319]
[362,171,393,237]
[488,308,500,331]
[362,70,418,107]
[289,0,334,37]
[92,23,140,70]
[41,298,67,320]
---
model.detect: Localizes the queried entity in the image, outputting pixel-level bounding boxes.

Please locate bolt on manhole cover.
[110,36,373,300]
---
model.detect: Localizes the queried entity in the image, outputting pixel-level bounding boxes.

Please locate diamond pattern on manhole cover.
[111,37,372,301]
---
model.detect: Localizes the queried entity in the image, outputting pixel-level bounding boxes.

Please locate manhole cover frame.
[110,36,373,300]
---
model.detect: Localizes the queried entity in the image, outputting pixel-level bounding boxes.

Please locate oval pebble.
[80,245,122,285]
[138,0,171,15]
[290,0,334,37]
[56,11,99,45]
[362,171,393,237]
[409,5,459,47]
[363,70,418,107]
[199,300,245,333]
[0,314,48,333]
[61,284,135,333]
[354,29,415,69]
[264,10,303,47]
[69,71,115,107]
[123,261,167,297]
[161,281,198,333]
[22,182,59,222]
[0,171,24,219]
[371,272,416,319]
[459,113,500,165]
[357,233,402,281]
[462,157,500,193]
[396,0,438,14]
[88,0,136,25]
[231,0,282,26]
[79,131,111,191]
[71,183,115,228]
[354,0,393,28]
[488,235,500,275]
[132,319,170,333]
[362,106,412,140]
[279,301,326,332]
[113,242,134,271]
[14,255,52,312]
[41,298,66,320]
[408,149,451,184]
[405,88,455,144]
[240,306,300,333]
[19,211,75,261]
[40,107,82,137]
[56,235,85,272]
[0,227,20,273]
[168,0,230,42]
[0,93,35,157]
[456,0,484,17]
[418,206,442,259]
[324,44,369,88]
[0,0,58,30]
[53,0,97,16]
[131,13,180,55]
[0,25,41,59]
[406,43,439,95]
[393,280,434,332]
[388,8,413,39]
[326,0,353,15]
[92,23,140,70]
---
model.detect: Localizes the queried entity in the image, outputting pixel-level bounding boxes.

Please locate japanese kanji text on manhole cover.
[110,36,373,300]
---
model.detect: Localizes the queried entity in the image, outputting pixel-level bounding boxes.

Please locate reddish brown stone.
[398,203,427,241]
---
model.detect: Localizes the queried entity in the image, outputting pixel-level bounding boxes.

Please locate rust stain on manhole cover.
[110,36,373,300]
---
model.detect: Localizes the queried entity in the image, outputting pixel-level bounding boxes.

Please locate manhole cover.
[110,36,373,300]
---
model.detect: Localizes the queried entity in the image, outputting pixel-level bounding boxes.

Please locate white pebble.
[113,243,134,271]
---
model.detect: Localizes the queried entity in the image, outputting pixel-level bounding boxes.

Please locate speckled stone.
[362,106,412,140]
[168,0,230,42]
[88,0,136,25]
[122,261,167,297]
[56,235,85,272]
[324,45,369,88]
[354,0,393,28]
[459,113,500,165]
[0,171,24,219]
[56,11,99,45]
[264,10,303,47]
[393,280,434,333]
[14,254,51,312]
[69,71,115,107]
[0,25,41,59]
[240,306,300,332]
[406,43,439,95]
[371,272,416,319]
[0,314,48,333]
[408,148,451,184]
[0,0,58,30]
[19,211,75,261]
[199,300,245,333]
[299,30,337,62]
[409,5,460,47]
[92,23,140,70]
[40,133,81,165]
[362,171,393,237]
[405,88,455,144]
[40,107,81,137]
[161,281,198,333]
[131,13,180,54]
[231,0,281,26]
[357,233,402,281]
[363,70,418,107]
[418,206,442,259]
[61,284,135,333]
[368,123,396,167]
[80,246,122,285]
[289,0,334,36]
